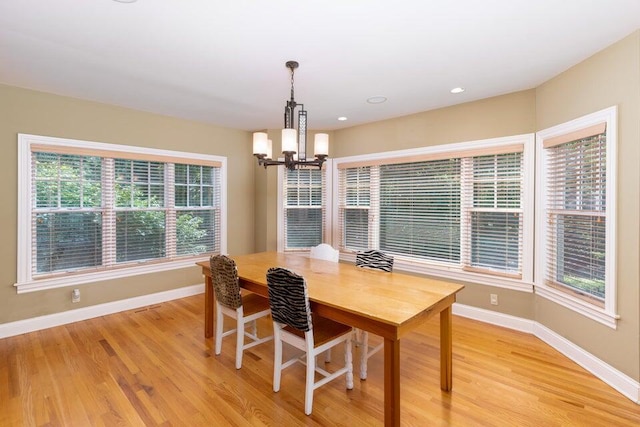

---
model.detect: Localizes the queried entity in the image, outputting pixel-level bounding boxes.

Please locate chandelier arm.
[254,153,326,170]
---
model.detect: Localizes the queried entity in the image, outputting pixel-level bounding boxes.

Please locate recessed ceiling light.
[113,0,137,3]
[450,87,465,94]
[366,96,387,104]
[338,116,348,121]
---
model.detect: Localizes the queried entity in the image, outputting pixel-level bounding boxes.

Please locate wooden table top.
[198,251,464,338]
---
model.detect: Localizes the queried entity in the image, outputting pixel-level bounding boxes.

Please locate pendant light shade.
[314,133,329,157]
[253,132,268,156]
[281,128,297,153]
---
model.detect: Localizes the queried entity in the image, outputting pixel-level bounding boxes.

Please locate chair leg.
[324,348,332,363]
[235,315,244,369]
[345,336,354,390]
[305,342,316,415]
[273,325,282,393]
[215,303,224,356]
[360,331,369,380]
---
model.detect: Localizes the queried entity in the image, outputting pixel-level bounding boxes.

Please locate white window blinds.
[379,159,461,262]
[174,163,221,257]
[338,166,375,251]
[33,152,104,274]
[544,126,606,301]
[112,158,167,263]
[337,143,525,278]
[283,167,325,250]
[461,152,523,278]
[30,146,222,279]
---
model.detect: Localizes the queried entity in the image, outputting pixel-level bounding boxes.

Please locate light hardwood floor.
[1,294,638,426]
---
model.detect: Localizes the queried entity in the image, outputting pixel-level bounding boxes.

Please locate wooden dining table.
[197,251,464,426]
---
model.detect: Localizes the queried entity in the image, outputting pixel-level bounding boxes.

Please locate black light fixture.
[253,61,328,170]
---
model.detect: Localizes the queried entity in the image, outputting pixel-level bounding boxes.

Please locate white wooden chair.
[355,250,394,379]
[266,267,354,415]
[309,243,340,362]
[210,255,273,369]
[309,243,340,262]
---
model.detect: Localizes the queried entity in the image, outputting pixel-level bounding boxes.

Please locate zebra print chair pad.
[355,250,394,272]
[210,254,242,309]
[266,267,312,332]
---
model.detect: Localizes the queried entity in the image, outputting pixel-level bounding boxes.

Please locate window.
[339,166,373,250]
[174,163,221,256]
[462,152,523,278]
[34,152,104,274]
[278,165,329,251]
[536,107,617,327]
[17,134,226,293]
[380,159,461,262]
[335,135,533,290]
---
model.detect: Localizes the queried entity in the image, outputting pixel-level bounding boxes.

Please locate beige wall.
[535,31,640,380]
[315,32,639,381]
[334,90,537,157]
[333,90,538,321]
[254,130,282,253]
[0,84,256,324]
[254,162,278,252]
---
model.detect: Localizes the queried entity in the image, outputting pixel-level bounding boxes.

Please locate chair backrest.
[355,250,394,272]
[210,255,242,309]
[309,243,339,263]
[266,267,312,332]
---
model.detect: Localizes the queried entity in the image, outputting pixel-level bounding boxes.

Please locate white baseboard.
[453,303,640,404]
[452,303,536,334]
[0,283,204,339]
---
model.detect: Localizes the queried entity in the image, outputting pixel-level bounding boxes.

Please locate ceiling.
[1,1,640,132]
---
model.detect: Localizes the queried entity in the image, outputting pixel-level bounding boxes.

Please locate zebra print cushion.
[210,255,242,309]
[266,267,312,332]
[355,250,394,272]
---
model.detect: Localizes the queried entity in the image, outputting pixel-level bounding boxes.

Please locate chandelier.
[252,61,329,170]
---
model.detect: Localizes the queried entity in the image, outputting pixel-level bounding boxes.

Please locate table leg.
[383,338,400,427]
[440,306,452,391]
[204,275,214,338]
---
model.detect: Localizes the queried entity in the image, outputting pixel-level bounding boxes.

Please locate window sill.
[535,285,619,329]
[339,252,534,293]
[14,256,210,294]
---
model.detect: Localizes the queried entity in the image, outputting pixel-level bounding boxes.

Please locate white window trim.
[535,106,618,329]
[277,159,333,253]
[331,134,535,293]
[15,133,228,294]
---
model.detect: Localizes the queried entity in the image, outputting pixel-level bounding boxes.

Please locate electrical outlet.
[72,288,81,303]
[490,294,498,305]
